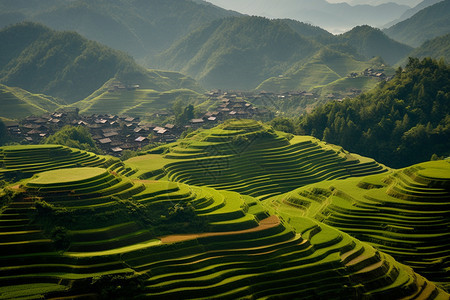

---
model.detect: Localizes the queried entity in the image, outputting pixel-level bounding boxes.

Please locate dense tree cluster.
[42,125,101,154]
[273,58,449,168]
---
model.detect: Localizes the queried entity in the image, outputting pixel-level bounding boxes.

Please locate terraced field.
[126,119,388,199]
[0,122,448,299]
[267,160,450,290]
[1,166,447,299]
[0,144,135,180]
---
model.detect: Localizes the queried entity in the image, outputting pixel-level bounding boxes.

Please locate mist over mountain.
[336,25,413,65]
[384,0,450,47]
[0,0,238,62]
[383,0,444,28]
[158,16,320,90]
[205,0,410,33]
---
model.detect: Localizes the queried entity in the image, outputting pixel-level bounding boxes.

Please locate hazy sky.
[326,0,422,5]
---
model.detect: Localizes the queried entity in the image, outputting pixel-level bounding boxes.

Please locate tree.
[42,125,101,153]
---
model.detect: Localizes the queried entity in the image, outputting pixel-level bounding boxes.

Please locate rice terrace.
[1,0,450,299]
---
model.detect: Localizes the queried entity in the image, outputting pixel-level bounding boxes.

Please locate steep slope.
[384,0,444,28]
[159,16,320,90]
[384,0,450,47]
[0,163,447,298]
[337,25,413,65]
[0,84,62,119]
[406,33,450,62]
[126,119,388,200]
[0,22,203,104]
[268,160,450,289]
[5,0,238,60]
[256,48,386,93]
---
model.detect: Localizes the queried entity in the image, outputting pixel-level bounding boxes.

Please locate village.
[4,85,368,156]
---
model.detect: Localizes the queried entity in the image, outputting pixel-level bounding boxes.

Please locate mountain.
[0,83,62,119]
[205,0,410,33]
[256,48,386,92]
[383,0,444,28]
[336,25,413,65]
[407,33,450,62]
[158,16,320,90]
[384,0,450,47]
[0,22,203,104]
[298,57,450,168]
[0,0,238,61]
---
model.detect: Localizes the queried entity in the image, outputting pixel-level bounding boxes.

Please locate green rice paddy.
[0,121,448,299]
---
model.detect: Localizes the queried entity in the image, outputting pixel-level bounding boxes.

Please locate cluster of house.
[5,89,360,156]
[349,68,389,80]
[6,110,182,156]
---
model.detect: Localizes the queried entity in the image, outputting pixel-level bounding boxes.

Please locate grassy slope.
[0,83,62,119]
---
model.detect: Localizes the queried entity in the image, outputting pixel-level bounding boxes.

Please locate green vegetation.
[0,161,447,298]
[159,16,319,90]
[297,57,450,168]
[75,87,205,117]
[42,126,101,154]
[405,33,450,63]
[0,22,203,105]
[127,119,387,199]
[0,83,62,119]
[257,49,389,93]
[384,0,450,47]
[336,25,413,65]
[0,144,132,181]
[30,0,238,60]
[267,160,450,289]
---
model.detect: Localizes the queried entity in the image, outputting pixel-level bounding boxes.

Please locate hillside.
[0,84,62,119]
[298,57,450,168]
[125,119,388,200]
[75,86,207,117]
[0,22,203,105]
[336,25,413,65]
[406,33,450,62]
[256,48,387,93]
[0,0,238,61]
[384,0,450,47]
[158,16,320,90]
[267,160,450,289]
[384,0,444,28]
[0,145,448,298]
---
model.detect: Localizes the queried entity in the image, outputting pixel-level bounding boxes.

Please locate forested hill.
[336,25,413,65]
[158,16,320,90]
[0,22,202,104]
[406,33,450,63]
[384,0,450,47]
[297,57,450,168]
[0,0,238,60]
